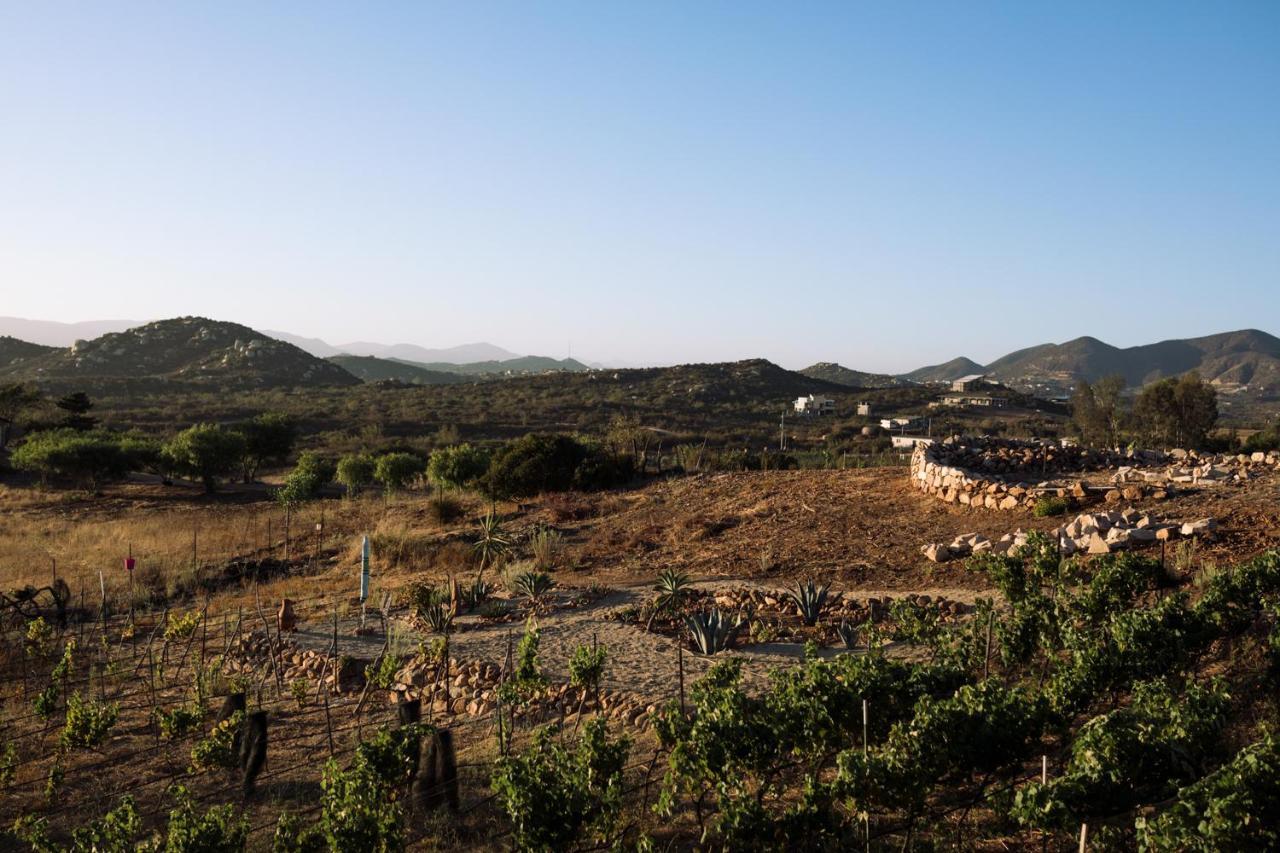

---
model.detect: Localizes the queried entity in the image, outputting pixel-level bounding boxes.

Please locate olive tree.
[163,424,246,493]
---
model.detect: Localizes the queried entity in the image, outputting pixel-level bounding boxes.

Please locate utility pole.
[779,409,786,451]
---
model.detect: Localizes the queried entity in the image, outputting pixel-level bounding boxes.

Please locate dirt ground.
[3,464,1278,847]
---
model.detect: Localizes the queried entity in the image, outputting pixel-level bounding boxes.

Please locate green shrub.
[160,784,248,853]
[276,451,335,506]
[480,433,633,499]
[482,434,586,499]
[154,703,204,740]
[492,718,631,852]
[1033,496,1069,517]
[190,712,244,772]
[61,693,120,749]
[10,429,136,491]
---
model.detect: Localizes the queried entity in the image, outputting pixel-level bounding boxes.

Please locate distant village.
[793,373,1018,450]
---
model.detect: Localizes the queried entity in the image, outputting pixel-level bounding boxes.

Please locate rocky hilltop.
[0,317,360,391]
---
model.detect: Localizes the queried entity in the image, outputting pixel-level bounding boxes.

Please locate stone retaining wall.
[910,437,1280,511]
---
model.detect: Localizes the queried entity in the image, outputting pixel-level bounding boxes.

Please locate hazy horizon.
[3,3,1278,373]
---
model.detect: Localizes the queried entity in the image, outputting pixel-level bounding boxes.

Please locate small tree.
[55,391,97,431]
[235,413,297,483]
[1134,373,1218,449]
[276,453,334,559]
[427,443,491,490]
[373,452,424,497]
[10,429,133,491]
[163,424,246,493]
[336,452,376,497]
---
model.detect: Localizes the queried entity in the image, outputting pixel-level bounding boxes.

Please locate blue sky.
[1,2,1277,371]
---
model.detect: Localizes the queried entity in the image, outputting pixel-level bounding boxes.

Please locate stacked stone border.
[911,436,1280,511]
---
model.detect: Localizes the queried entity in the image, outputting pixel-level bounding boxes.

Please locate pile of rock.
[920,510,1218,562]
[1054,511,1217,556]
[386,655,658,729]
[921,531,1031,563]
[223,629,359,693]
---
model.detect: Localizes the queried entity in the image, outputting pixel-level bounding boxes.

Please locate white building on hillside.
[794,394,836,415]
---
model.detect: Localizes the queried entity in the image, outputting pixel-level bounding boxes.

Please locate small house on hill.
[794,394,836,415]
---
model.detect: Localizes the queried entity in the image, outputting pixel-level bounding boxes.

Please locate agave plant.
[472,509,512,585]
[836,620,860,651]
[684,608,744,656]
[645,568,692,632]
[461,578,492,611]
[789,579,829,627]
[513,570,554,605]
[420,599,454,634]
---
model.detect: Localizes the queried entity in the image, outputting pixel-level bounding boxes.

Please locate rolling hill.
[0,318,360,391]
[799,362,914,389]
[984,329,1280,391]
[905,329,1280,394]
[327,355,468,385]
[900,357,987,384]
[0,336,58,370]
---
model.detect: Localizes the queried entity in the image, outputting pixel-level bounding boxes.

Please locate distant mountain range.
[264,330,522,364]
[906,329,1280,394]
[0,317,144,347]
[2,316,1276,399]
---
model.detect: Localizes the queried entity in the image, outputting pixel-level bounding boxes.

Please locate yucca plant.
[646,568,692,632]
[472,509,512,586]
[513,570,554,606]
[684,609,744,656]
[836,620,860,650]
[420,599,454,634]
[789,579,829,627]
